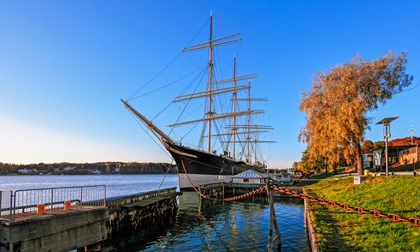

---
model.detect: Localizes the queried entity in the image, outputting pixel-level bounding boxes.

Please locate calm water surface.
[0,174,178,197]
[0,175,309,251]
[138,192,309,252]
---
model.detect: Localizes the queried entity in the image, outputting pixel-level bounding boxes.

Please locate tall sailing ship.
[122,13,274,191]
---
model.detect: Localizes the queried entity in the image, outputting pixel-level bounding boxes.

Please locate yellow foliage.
[299,51,413,174]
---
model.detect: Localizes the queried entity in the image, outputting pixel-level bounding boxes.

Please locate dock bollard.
[64,200,71,210]
[37,204,46,214]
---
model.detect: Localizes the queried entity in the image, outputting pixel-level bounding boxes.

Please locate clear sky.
[1,1,419,167]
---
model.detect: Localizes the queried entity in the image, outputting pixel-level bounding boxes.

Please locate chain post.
[266,180,281,252]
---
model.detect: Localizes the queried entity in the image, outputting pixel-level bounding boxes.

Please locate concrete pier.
[0,208,108,252]
[0,187,180,252]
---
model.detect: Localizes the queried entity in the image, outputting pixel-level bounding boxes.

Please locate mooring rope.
[180,159,208,199]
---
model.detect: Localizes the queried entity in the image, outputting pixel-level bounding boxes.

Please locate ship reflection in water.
[108,192,309,251]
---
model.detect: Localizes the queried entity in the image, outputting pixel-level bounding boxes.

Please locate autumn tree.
[292,161,299,171]
[299,149,318,174]
[373,141,385,150]
[299,52,413,175]
[361,140,374,153]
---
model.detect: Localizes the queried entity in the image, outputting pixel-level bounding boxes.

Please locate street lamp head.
[376,117,398,125]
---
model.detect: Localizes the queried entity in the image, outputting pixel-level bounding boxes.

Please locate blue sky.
[1,1,419,167]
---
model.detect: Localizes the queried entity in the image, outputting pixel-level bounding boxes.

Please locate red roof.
[388,136,420,146]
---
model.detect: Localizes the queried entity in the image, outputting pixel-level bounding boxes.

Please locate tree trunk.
[333,163,337,175]
[324,158,328,174]
[356,143,363,175]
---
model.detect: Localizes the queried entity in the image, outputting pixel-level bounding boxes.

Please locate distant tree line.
[0,162,177,175]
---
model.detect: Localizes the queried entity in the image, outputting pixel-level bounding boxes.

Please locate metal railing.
[0,190,13,220]
[0,185,106,221]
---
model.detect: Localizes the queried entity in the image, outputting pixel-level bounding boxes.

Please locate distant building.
[265,167,293,175]
[362,152,373,169]
[399,145,420,165]
[372,145,414,170]
[17,168,37,174]
[63,166,75,171]
[373,149,384,169]
[232,169,269,184]
[265,168,293,182]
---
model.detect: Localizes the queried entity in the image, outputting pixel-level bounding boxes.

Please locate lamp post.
[376,117,398,176]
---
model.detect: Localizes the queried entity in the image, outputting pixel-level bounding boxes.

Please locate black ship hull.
[164,141,264,191]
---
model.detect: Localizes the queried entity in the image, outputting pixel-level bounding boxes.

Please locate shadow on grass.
[310,202,360,251]
[387,210,419,215]
[292,173,336,186]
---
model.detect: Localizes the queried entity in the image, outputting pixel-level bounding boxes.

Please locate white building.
[17,168,37,174]
[232,169,270,184]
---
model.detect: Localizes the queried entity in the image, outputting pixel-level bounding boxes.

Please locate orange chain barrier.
[223,185,267,201]
[269,184,420,227]
[179,159,419,227]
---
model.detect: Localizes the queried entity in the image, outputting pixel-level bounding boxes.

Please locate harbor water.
[0,175,309,251]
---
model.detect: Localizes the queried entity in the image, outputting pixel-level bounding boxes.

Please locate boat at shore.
[122,12,274,191]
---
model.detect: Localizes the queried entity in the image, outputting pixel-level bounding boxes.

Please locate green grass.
[291,173,336,186]
[305,176,420,251]
[310,172,336,179]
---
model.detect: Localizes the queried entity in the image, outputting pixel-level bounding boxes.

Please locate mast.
[247,82,251,162]
[207,11,213,153]
[232,55,237,159]
[174,12,274,160]
[179,11,241,154]
[254,139,258,164]
[235,88,274,164]
[123,12,277,172]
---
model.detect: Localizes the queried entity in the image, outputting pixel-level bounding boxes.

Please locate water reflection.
[122,192,309,251]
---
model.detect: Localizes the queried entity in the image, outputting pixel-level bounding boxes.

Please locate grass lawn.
[290,173,336,186]
[304,176,420,251]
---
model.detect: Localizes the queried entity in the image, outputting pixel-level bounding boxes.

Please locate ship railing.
[0,185,106,222]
